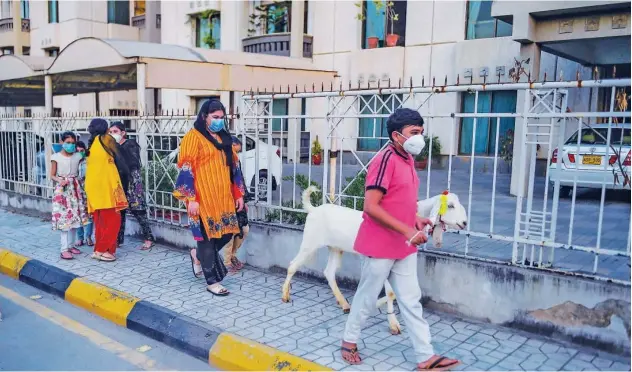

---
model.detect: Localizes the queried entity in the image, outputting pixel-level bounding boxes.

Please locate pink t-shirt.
[354,145,420,259]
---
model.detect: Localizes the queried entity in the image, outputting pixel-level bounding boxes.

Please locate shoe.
[60,251,74,260]
[69,247,82,255]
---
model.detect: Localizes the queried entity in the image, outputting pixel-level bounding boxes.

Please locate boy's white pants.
[343,253,434,363]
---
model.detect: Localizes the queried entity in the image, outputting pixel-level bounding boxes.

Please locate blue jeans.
[77,221,94,242]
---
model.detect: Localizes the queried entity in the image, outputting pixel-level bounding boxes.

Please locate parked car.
[549,123,631,196]
[167,134,282,201]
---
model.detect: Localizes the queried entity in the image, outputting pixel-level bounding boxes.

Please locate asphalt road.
[0,275,217,371]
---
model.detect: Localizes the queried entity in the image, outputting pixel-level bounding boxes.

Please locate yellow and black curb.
[0,248,331,371]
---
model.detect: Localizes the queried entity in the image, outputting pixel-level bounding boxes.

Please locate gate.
[240,78,631,284]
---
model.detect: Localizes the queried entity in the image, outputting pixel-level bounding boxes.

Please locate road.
[0,275,217,371]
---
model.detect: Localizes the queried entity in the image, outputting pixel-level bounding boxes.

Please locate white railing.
[0,79,630,284]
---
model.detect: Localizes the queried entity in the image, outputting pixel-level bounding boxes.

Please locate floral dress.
[51,152,90,231]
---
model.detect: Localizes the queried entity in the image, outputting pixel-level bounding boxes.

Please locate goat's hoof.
[343,308,351,314]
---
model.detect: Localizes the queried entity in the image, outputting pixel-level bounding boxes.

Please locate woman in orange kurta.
[174,99,244,296]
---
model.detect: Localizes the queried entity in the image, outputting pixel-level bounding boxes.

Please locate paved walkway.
[0,209,629,371]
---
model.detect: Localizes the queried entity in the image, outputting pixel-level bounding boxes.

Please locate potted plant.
[415,135,442,170]
[385,1,399,47]
[355,1,381,49]
[311,136,323,165]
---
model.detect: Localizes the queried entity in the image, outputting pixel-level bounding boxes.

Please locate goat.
[281,186,468,334]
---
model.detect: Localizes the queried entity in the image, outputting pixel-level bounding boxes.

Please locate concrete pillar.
[510,43,541,197]
[136,63,149,167]
[287,98,302,163]
[136,63,147,114]
[145,0,160,43]
[220,0,246,51]
[44,75,53,115]
[290,0,305,58]
[11,0,22,55]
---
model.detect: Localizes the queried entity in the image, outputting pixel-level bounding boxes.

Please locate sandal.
[341,344,362,365]
[189,250,203,278]
[86,237,94,246]
[60,251,74,260]
[231,256,245,270]
[68,247,82,255]
[140,240,155,251]
[207,284,229,296]
[416,356,461,371]
[76,240,84,247]
[91,253,116,262]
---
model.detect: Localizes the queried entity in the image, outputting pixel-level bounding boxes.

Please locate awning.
[0,37,338,107]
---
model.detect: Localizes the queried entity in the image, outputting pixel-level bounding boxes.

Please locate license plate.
[582,155,602,165]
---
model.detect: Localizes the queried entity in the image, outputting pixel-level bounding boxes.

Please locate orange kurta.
[173,130,243,240]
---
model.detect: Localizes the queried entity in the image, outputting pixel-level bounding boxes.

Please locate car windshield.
[565,128,631,146]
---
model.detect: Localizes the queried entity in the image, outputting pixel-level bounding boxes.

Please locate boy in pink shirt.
[341,109,460,371]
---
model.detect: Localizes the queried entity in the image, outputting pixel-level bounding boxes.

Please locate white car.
[167,134,282,201]
[549,123,631,196]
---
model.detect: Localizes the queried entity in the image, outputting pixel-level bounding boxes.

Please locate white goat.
[281,186,468,334]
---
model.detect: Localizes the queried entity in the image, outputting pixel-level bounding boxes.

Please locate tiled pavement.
[1,209,630,371]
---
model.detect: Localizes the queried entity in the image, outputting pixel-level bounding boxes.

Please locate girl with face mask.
[173,99,245,296]
[109,122,155,251]
[74,141,94,247]
[50,131,90,260]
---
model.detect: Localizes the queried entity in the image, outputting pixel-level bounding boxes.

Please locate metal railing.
[0,79,630,284]
[242,33,313,58]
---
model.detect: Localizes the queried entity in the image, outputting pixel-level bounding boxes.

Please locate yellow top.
[85,135,128,213]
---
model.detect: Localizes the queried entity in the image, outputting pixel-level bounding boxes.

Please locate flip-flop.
[207,285,229,296]
[416,356,461,371]
[140,241,155,251]
[91,253,116,262]
[341,346,362,365]
[189,251,203,278]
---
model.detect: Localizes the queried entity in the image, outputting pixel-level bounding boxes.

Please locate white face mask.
[111,133,122,143]
[397,133,426,155]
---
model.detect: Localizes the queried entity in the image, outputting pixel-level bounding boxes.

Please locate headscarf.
[386,108,424,140]
[194,99,235,183]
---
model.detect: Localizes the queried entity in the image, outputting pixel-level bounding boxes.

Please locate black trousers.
[196,226,232,286]
[118,209,155,245]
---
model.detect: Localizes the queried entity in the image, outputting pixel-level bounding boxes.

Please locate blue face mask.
[52,143,63,153]
[62,143,76,154]
[208,118,225,133]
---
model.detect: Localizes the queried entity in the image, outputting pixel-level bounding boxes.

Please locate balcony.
[242,33,313,58]
[131,14,145,28]
[0,18,30,49]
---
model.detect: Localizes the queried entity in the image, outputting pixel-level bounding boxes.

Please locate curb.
[0,248,331,371]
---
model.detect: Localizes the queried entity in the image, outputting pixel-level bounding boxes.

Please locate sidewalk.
[0,208,629,371]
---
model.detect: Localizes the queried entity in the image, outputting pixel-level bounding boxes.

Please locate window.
[265,2,289,34]
[46,48,59,57]
[459,91,517,155]
[195,12,221,49]
[22,46,30,55]
[1,0,11,18]
[270,99,289,131]
[48,0,58,23]
[361,0,407,49]
[357,94,402,151]
[107,0,130,26]
[134,0,145,16]
[21,0,29,19]
[1,47,14,55]
[303,0,308,34]
[245,137,256,151]
[565,128,631,146]
[466,0,512,40]
[300,98,306,132]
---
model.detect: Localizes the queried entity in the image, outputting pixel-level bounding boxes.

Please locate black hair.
[87,118,109,157]
[110,121,126,132]
[231,135,242,146]
[76,141,87,150]
[60,131,77,142]
[386,108,424,141]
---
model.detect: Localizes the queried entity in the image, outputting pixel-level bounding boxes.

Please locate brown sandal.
[341,345,362,365]
[416,356,461,371]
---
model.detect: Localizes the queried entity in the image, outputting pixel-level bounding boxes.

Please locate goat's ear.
[427,198,441,225]
[432,227,443,248]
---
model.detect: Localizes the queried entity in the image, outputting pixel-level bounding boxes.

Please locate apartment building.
[158,1,628,164]
[0,0,161,115]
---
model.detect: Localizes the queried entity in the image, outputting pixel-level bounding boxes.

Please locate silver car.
[549,123,631,196]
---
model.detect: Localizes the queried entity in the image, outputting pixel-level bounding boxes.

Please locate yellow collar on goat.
[438,191,449,216]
